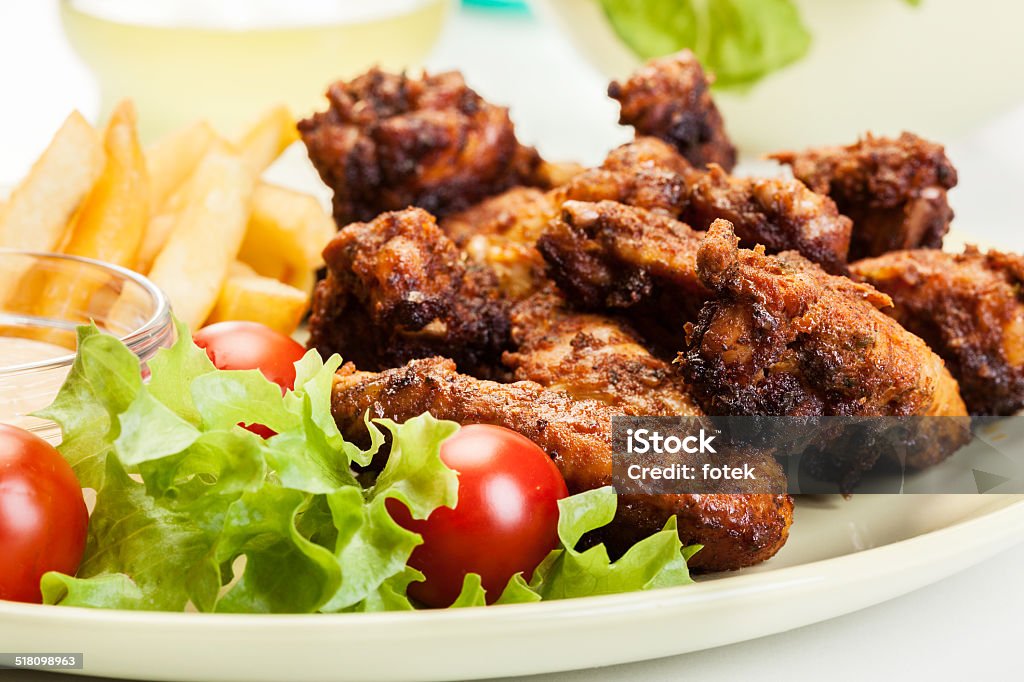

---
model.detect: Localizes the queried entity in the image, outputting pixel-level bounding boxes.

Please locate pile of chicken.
[298,51,1024,572]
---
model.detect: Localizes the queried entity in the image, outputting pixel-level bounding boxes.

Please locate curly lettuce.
[39,321,697,612]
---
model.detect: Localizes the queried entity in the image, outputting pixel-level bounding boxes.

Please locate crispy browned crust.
[331,357,793,571]
[536,199,708,356]
[680,221,969,469]
[504,289,703,417]
[681,165,853,274]
[298,68,544,226]
[600,136,694,175]
[307,208,510,376]
[440,187,556,300]
[771,133,958,260]
[851,247,1024,416]
[538,200,708,311]
[609,51,737,171]
[440,139,693,299]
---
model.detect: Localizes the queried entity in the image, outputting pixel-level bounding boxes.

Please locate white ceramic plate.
[2,494,1022,682]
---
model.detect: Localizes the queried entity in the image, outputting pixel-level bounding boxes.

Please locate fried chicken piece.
[602,138,852,272]
[771,133,958,260]
[299,67,543,226]
[331,357,793,571]
[441,187,557,299]
[681,221,969,471]
[504,289,703,416]
[851,247,1024,416]
[609,51,736,171]
[600,135,693,175]
[537,200,708,354]
[307,208,509,376]
[680,165,853,274]
[440,139,692,298]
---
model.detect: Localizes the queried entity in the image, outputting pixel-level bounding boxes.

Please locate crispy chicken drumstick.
[331,357,793,572]
[680,221,970,470]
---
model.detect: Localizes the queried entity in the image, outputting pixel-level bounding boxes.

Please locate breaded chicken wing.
[448,136,852,282]
[331,357,793,571]
[307,208,510,376]
[851,247,1024,416]
[680,165,852,274]
[299,68,544,226]
[440,139,692,298]
[771,133,957,260]
[504,289,703,416]
[609,50,736,171]
[537,200,709,353]
[441,187,558,299]
[680,221,969,470]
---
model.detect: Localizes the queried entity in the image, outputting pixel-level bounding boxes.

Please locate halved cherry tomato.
[0,424,89,603]
[193,322,307,438]
[388,424,568,607]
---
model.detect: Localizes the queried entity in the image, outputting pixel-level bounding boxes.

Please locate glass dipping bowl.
[0,251,173,444]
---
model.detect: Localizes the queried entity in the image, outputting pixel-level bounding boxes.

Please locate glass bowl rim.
[0,248,171,375]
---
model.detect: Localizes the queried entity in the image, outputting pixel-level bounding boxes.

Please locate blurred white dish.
[531,0,1024,153]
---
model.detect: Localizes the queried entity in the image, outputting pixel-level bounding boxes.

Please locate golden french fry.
[148,151,255,328]
[135,212,176,274]
[145,119,216,211]
[63,100,150,267]
[234,105,298,175]
[237,183,334,292]
[206,263,308,335]
[155,135,234,218]
[0,112,104,303]
[27,101,150,323]
[0,111,104,252]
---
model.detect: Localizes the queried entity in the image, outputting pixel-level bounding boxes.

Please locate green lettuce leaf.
[42,320,699,613]
[445,488,698,605]
[527,487,696,600]
[36,325,143,489]
[600,0,811,88]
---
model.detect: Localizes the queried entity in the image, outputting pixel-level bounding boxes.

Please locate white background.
[1,2,1023,680]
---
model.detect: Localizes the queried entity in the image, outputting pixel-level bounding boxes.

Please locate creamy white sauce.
[0,338,73,433]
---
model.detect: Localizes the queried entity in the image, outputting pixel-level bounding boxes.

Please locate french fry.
[237,183,335,292]
[135,212,176,274]
[234,105,298,175]
[63,101,150,267]
[206,262,308,335]
[27,101,150,322]
[153,135,234,217]
[0,112,104,297]
[147,150,255,328]
[145,119,216,211]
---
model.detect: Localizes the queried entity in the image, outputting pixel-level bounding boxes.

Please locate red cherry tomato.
[0,424,89,603]
[193,321,306,390]
[388,424,568,607]
[193,322,307,438]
